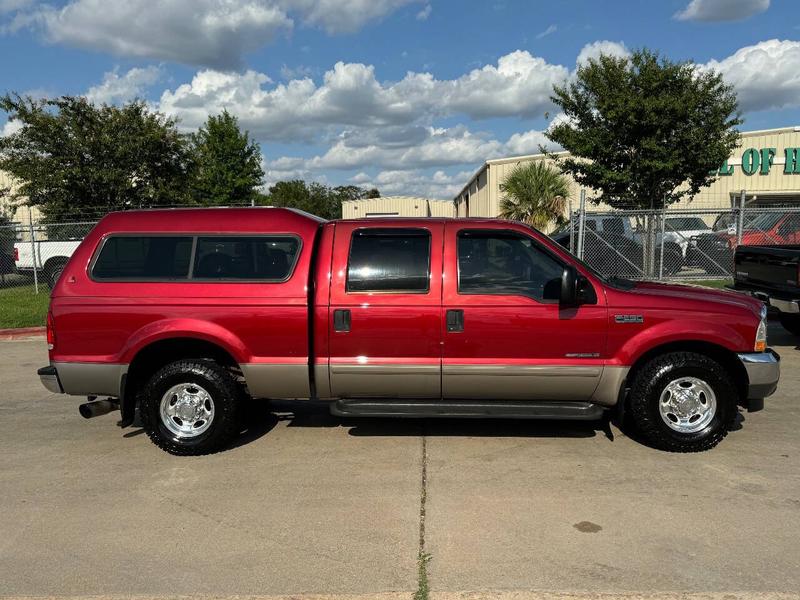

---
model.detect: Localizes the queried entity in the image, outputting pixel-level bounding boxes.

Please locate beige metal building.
[0,170,39,224]
[454,126,800,217]
[342,195,455,219]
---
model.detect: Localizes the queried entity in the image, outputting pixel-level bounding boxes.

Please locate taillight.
[14,247,19,261]
[46,311,56,351]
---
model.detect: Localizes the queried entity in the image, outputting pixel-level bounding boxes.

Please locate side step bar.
[331,399,606,420]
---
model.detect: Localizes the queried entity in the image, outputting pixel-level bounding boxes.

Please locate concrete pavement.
[0,324,798,599]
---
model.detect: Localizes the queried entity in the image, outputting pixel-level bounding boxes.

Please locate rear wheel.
[627,352,737,452]
[778,314,800,336]
[140,360,240,455]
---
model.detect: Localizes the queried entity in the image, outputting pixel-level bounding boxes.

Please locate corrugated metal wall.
[342,196,455,219]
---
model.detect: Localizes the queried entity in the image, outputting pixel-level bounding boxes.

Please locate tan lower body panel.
[53,362,127,397]
[330,364,440,398]
[240,363,311,399]
[589,365,630,406]
[442,364,602,401]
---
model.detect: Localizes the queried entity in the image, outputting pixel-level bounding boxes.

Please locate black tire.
[779,314,800,336]
[140,360,240,455]
[45,259,67,289]
[627,352,737,452]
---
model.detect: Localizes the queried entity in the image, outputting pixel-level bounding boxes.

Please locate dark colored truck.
[38,208,779,456]
[734,245,800,336]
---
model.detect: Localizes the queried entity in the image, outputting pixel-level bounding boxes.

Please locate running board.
[331,399,606,420]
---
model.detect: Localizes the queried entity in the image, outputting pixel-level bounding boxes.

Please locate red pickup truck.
[38,208,779,455]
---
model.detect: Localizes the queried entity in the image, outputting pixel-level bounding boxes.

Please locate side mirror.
[560,265,578,306]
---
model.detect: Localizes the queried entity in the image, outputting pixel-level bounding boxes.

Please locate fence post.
[568,197,574,254]
[28,207,39,294]
[658,207,666,280]
[736,189,746,247]
[576,188,586,260]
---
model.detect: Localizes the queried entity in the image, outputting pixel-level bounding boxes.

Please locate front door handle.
[446,309,464,332]
[333,309,351,332]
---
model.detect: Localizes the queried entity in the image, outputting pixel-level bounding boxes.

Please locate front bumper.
[737,349,780,400]
[38,365,64,394]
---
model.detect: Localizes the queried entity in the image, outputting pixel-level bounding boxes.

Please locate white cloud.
[576,40,630,66]
[156,50,576,141]
[5,0,416,68]
[1,119,23,137]
[536,24,556,40]
[33,1,293,69]
[349,168,473,199]
[85,66,163,105]
[675,0,769,22]
[284,0,418,34]
[416,3,431,21]
[701,39,800,112]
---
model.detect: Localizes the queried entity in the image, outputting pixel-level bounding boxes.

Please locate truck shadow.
[269,399,608,440]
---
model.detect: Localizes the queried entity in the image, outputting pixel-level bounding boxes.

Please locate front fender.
[118,318,251,365]
[613,318,749,367]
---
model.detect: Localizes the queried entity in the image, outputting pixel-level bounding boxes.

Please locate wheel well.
[121,338,241,426]
[627,340,748,403]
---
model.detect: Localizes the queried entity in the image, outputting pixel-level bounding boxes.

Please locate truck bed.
[734,245,800,299]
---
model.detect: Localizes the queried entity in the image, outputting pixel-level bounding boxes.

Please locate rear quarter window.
[92,236,193,280]
[90,234,301,282]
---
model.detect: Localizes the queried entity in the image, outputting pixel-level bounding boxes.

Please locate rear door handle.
[446,309,464,332]
[333,309,351,332]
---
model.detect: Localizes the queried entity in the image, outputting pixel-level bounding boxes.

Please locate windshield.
[665,217,709,231]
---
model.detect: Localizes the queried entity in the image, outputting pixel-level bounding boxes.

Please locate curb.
[0,326,46,341]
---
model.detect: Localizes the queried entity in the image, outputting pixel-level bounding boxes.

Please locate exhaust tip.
[79,399,118,419]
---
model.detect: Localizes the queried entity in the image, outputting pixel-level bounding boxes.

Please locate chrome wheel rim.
[159,383,215,438]
[658,376,717,433]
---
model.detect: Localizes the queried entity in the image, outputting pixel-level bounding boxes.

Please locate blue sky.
[1,0,798,198]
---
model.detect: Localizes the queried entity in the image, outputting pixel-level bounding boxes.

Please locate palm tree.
[499,161,570,230]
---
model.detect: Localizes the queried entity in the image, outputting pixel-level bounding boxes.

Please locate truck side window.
[92,236,192,280]
[457,231,563,301]
[347,228,431,293]
[193,236,300,281]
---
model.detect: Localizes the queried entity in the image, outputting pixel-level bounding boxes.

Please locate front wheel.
[140,360,241,455]
[627,352,737,452]
[778,313,800,336]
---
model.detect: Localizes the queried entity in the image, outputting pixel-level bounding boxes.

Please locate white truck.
[14,239,82,288]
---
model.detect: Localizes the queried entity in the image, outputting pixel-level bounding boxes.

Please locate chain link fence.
[2,195,800,328]
[557,190,800,281]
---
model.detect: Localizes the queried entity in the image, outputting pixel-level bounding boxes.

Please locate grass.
[0,283,50,329]
[681,279,733,289]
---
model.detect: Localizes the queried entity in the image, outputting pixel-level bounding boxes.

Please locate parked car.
[550,230,683,278]
[14,238,82,288]
[721,212,800,248]
[733,244,800,336]
[39,208,779,455]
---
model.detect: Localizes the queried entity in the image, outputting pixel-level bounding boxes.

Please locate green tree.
[264,181,379,220]
[547,49,742,209]
[498,161,570,230]
[190,110,264,206]
[0,94,192,221]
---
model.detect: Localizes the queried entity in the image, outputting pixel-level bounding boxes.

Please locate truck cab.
[39,208,780,455]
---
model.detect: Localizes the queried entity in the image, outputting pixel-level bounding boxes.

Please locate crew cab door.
[441,223,607,400]
[328,221,443,398]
